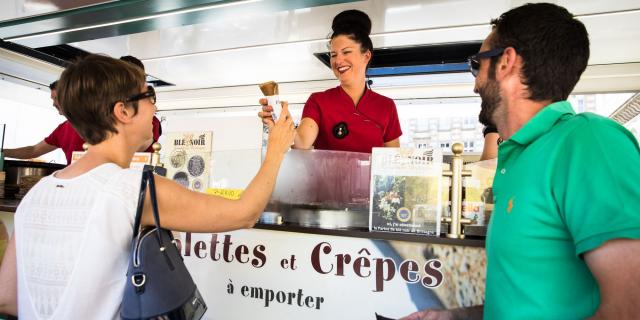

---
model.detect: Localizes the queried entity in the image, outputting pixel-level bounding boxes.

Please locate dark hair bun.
[332,9,371,36]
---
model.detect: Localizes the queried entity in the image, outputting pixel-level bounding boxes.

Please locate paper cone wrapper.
[259,81,281,120]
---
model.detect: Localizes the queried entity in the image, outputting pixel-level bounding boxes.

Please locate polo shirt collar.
[337,85,370,106]
[509,100,575,145]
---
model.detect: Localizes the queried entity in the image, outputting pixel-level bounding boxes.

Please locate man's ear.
[113,102,133,124]
[495,47,518,81]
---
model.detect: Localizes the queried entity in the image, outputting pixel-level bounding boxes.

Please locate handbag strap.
[146,168,168,247]
[132,167,166,248]
[132,168,151,238]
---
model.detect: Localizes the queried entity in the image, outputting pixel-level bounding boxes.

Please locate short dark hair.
[120,55,145,71]
[57,54,145,145]
[330,9,373,54]
[49,80,58,90]
[489,3,589,102]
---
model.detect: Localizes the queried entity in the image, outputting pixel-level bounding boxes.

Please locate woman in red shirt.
[259,10,402,153]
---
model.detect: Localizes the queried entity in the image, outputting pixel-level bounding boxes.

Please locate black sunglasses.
[125,85,156,105]
[467,48,505,77]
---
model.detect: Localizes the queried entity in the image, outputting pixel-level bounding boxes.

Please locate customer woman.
[0,54,295,318]
[259,9,402,153]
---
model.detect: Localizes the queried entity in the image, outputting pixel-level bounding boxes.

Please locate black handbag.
[121,168,207,320]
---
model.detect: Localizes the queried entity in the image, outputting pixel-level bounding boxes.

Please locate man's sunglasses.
[467,48,505,77]
[125,85,156,105]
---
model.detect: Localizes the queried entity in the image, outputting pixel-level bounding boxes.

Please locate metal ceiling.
[0,0,360,47]
[0,0,638,109]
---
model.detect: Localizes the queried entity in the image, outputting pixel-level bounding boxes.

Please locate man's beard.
[478,78,501,127]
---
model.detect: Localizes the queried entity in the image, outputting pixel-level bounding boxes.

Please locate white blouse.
[14,163,142,319]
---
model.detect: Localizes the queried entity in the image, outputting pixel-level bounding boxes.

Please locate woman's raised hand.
[266,101,295,156]
[258,98,275,128]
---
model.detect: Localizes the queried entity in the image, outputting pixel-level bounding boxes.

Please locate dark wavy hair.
[57,54,146,145]
[488,3,589,102]
[330,9,373,54]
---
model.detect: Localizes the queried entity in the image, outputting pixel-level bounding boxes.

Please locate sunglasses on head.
[467,48,505,77]
[125,85,156,105]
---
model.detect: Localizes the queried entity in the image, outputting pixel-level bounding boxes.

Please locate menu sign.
[180,228,486,319]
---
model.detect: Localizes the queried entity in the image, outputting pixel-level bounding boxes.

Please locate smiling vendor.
[259,10,402,153]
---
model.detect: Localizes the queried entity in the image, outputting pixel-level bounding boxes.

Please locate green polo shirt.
[485,101,640,319]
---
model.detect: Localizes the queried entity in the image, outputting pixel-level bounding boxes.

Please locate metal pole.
[442,143,472,238]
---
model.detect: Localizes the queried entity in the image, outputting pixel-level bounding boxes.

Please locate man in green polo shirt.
[401,3,640,320]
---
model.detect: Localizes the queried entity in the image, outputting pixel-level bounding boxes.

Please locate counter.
[182,226,486,319]
[184,149,490,319]
[254,222,485,247]
[0,197,487,320]
[0,149,493,319]
[0,197,485,246]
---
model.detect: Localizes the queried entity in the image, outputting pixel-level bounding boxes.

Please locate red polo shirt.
[44,121,84,165]
[301,86,402,153]
[44,117,162,164]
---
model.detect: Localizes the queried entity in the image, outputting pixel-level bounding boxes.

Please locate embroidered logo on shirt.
[56,184,65,188]
[507,197,514,214]
[332,122,349,139]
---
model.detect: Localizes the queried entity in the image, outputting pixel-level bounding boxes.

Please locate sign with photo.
[180,229,485,319]
[163,131,213,192]
[369,148,444,235]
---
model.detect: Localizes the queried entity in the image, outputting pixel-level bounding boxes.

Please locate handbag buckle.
[131,273,146,294]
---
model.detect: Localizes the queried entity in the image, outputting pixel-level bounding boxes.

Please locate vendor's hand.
[258,98,275,128]
[400,309,454,320]
[266,101,295,156]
